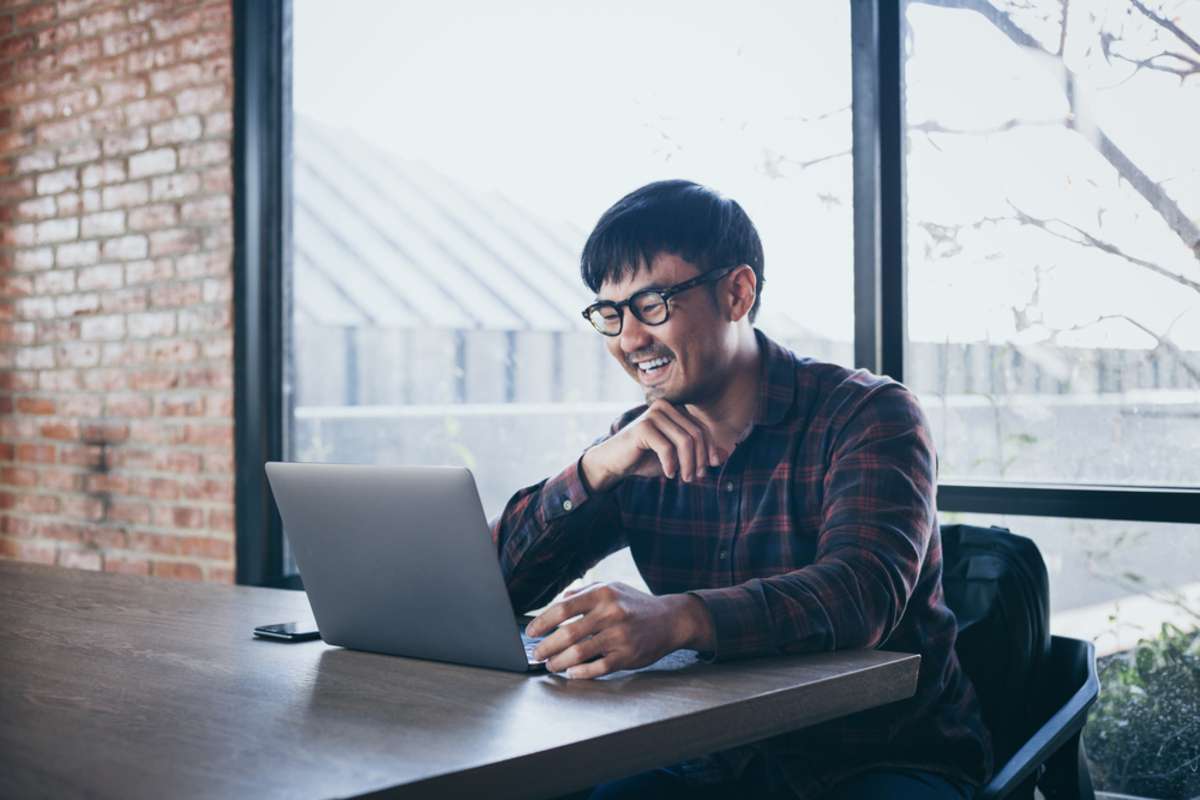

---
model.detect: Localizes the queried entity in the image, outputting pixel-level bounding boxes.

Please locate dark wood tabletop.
[0,560,920,799]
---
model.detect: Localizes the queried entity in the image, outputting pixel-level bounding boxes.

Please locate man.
[491,180,992,799]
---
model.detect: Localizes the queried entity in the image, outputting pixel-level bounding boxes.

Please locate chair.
[941,524,1101,800]
[977,635,1100,800]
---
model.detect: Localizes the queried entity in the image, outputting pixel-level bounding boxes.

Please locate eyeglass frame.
[580,264,742,336]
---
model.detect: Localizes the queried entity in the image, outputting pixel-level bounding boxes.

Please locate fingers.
[644,401,715,482]
[526,585,600,637]
[565,657,617,680]
[658,403,718,472]
[545,630,608,674]
[531,603,608,662]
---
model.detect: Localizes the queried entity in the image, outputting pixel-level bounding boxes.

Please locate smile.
[636,356,673,373]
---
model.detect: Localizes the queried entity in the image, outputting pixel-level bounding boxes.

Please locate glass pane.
[947,513,1200,798]
[904,0,1200,486]
[288,1,853,584]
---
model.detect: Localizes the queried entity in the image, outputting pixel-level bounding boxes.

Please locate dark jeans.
[564,766,974,800]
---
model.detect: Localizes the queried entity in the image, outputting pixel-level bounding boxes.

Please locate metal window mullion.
[233,0,289,587]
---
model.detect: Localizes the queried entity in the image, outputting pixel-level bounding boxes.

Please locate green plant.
[1084,623,1200,799]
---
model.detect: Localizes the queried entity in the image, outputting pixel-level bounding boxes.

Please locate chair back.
[941,524,1052,767]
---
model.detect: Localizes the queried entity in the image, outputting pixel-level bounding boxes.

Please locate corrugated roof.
[294,116,593,330]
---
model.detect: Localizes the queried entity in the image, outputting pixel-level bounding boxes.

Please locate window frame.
[232,0,1200,587]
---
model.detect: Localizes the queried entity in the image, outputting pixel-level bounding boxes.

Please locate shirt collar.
[752,328,798,429]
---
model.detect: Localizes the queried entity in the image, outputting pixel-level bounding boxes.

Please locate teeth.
[637,356,672,372]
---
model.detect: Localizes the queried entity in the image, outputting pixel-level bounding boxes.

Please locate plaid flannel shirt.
[491,330,992,796]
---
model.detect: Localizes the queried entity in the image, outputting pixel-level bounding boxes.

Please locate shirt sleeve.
[688,383,937,661]
[489,454,627,614]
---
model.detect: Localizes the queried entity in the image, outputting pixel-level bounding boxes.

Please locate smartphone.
[253,621,322,642]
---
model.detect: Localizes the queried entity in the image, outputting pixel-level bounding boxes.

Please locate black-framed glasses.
[581,265,739,336]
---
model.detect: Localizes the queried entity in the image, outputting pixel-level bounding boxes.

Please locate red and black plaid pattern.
[492,331,992,795]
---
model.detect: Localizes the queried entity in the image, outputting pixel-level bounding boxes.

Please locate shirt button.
[562,499,573,512]
[724,481,735,493]
[718,549,728,560]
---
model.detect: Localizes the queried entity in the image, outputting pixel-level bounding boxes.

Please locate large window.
[904,0,1200,486]
[286,0,853,579]
[235,2,1200,795]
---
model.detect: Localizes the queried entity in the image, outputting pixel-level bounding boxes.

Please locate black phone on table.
[253,621,321,641]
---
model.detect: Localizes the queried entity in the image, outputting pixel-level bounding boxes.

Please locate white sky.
[293,0,1200,349]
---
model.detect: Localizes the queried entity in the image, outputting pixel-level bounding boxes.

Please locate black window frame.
[233,0,1200,587]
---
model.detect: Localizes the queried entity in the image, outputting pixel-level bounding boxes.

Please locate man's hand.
[581,400,724,492]
[526,582,716,679]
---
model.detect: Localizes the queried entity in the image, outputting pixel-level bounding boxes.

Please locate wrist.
[580,446,616,493]
[672,593,716,653]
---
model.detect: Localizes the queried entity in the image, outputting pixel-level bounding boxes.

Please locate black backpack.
[941,524,1052,769]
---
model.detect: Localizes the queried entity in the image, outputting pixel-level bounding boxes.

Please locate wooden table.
[0,561,920,799]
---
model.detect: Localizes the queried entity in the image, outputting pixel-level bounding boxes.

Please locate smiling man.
[491,180,991,799]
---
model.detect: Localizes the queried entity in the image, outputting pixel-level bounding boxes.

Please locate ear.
[724,265,757,322]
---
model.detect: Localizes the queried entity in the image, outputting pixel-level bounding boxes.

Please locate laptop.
[264,462,548,673]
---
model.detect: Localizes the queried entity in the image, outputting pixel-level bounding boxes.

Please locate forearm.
[491,457,624,613]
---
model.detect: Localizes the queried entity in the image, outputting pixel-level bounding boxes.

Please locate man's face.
[597,253,729,405]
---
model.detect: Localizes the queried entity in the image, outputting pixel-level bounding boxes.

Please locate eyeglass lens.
[588,291,670,335]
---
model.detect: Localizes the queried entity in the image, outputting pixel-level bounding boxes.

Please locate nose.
[618,310,653,355]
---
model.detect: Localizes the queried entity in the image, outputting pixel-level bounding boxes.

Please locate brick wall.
[0,0,235,582]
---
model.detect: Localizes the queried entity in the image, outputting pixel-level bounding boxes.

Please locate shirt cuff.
[536,455,595,524]
[687,584,776,662]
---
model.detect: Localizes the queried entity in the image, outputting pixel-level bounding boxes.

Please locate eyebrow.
[596,283,672,302]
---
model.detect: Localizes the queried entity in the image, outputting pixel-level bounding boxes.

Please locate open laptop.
[264,462,547,673]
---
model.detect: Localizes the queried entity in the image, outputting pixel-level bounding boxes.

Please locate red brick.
[60,494,105,521]
[128,367,180,392]
[105,392,152,417]
[179,535,231,560]
[16,5,57,28]
[104,555,150,575]
[177,139,226,168]
[152,560,202,581]
[123,97,172,126]
[108,500,150,525]
[151,505,205,530]
[176,85,224,115]
[41,420,81,440]
[207,510,232,534]
[57,394,104,416]
[59,38,102,67]
[101,234,149,260]
[81,421,129,443]
[1,467,39,487]
[15,443,56,464]
[55,444,103,469]
[15,493,62,514]
[0,539,57,564]
[15,396,56,415]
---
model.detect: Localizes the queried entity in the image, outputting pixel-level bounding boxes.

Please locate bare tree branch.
[1054,312,1200,383]
[1129,0,1200,58]
[1006,201,1200,294]
[1109,47,1200,79]
[909,0,1200,262]
[910,116,1068,135]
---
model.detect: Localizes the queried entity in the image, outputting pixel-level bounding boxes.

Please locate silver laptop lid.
[264,462,530,672]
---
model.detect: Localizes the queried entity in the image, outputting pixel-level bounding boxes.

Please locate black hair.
[580,180,765,321]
